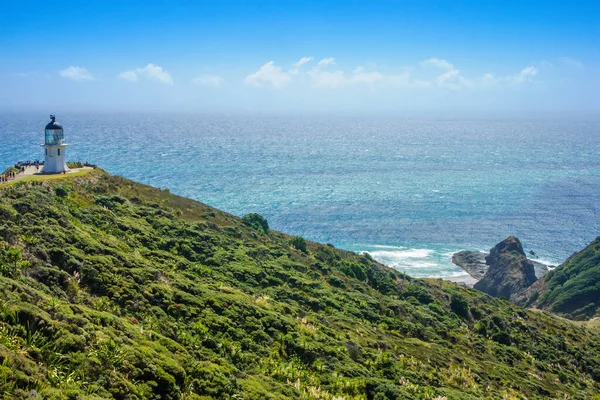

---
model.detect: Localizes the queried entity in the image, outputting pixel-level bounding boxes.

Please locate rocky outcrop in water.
[453,247,550,282]
[452,237,550,301]
[472,237,538,301]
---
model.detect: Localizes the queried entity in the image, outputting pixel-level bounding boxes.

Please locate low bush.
[289,236,308,253]
[241,213,269,233]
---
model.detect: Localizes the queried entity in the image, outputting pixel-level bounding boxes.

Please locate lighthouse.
[42,115,69,174]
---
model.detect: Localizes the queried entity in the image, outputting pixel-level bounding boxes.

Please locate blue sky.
[2,0,599,114]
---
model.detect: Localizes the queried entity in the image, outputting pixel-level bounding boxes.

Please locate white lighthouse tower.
[42,115,69,174]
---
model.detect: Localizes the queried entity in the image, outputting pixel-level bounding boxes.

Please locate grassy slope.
[524,237,600,320]
[0,170,599,399]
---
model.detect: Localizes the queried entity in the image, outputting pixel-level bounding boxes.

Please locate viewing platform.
[0,164,95,186]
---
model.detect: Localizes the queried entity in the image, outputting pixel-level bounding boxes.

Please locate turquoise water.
[2,113,599,277]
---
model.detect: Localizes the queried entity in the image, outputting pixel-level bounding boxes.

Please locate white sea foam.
[359,245,468,279]
[369,244,415,250]
[368,248,433,260]
[532,258,560,269]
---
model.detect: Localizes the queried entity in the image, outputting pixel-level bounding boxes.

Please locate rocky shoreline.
[452,247,553,282]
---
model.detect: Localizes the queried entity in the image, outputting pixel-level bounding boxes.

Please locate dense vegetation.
[524,237,600,320]
[0,170,600,399]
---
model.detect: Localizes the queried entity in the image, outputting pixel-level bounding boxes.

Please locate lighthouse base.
[42,144,69,174]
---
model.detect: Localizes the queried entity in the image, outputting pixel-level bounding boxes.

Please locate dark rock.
[513,274,548,306]
[453,247,550,282]
[452,251,488,280]
[474,237,538,301]
[486,236,526,263]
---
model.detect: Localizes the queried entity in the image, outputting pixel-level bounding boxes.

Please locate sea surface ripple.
[2,113,599,278]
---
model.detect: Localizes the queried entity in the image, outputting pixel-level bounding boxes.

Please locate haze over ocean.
[2,113,599,278]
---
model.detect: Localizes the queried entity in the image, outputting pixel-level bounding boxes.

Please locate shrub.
[0,246,22,278]
[290,236,308,253]
[404,284,434,304]
[492,330,511,345]
[328,276,345,288]
[241,213,269,233]
[372,383,400,400]
[0,205,17,220]
[54,187,69,198]
[95,195,127,208]
[450,293,470,319]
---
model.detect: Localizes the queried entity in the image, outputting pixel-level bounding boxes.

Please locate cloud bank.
[245,56,541,91]
[49,56,555,94]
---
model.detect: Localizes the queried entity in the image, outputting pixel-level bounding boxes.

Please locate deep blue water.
[2,113,599,277]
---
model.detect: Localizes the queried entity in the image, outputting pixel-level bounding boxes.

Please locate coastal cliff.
[520,236,600,320]
[0,170,599,399]
[453,236,600,321]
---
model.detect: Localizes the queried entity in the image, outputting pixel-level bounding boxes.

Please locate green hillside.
[524,237,600,320]
[1,170,599,399]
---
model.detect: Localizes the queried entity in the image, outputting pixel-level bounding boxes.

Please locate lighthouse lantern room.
[42,115,69,174]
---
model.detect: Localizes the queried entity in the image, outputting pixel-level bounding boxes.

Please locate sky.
[1,0,599,115]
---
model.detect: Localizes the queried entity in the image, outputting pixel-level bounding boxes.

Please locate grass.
[525,236,600,320]
[0,168,94,187]
[0,169,598,399]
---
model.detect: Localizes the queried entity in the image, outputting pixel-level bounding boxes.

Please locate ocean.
[2,112,599,278]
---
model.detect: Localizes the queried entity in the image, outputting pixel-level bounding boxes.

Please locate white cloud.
[118,64,173,84]
[478,66,538,87]
[419,59,538,89]
[511,66,538,83]
[192,75,224,87]
[294,56,313,67]
[420,58,468,89]
[437,68,461,86]
[560,57,585,69]
[246,56,540,91]
[60,66,95,81]
[308,67,428,89]
[421,58,454,70]
[245,61,292,88]
[317,57,336,67]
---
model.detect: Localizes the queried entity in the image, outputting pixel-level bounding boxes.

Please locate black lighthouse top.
[45,115,63,130]
[44,115,65,146]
